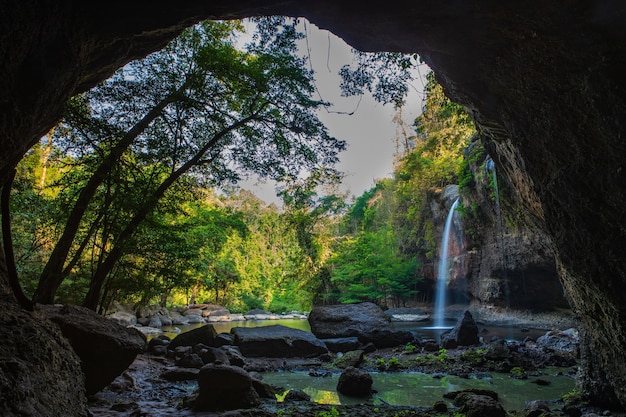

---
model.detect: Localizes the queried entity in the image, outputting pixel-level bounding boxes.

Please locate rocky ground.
[87,339,613,417]
[86,304,619,417]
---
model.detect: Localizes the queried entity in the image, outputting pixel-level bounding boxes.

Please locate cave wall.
[2,0,626,411]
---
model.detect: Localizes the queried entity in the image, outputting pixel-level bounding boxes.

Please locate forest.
[5,19,477,315]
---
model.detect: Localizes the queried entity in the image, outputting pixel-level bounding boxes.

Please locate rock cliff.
[1,0,626,412]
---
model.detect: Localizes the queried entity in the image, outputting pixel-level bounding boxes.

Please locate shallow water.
[393,319,549,342]
[262,367,575,411]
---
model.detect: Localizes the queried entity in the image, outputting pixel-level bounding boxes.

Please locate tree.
[31,18,345,310]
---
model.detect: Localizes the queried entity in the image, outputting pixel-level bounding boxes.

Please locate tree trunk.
[82,115,256,310]
[33,87,185,304]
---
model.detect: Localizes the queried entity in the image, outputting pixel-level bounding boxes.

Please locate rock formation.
[2,0,626,411]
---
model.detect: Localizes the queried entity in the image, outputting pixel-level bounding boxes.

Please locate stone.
[440,310,480,349]
[195,364,260,411]
[168,324,218,350]
[0,303,87,416]
[220,345,246,367]
[333,350,364,369]
[536,328,579,358]
[308,302,414,348]
[231,324,328,358]
[284,389,311,402]
[175,353,204,369]
[322,337,361,353]
[107,311,137,326]
[336,366,373,397]
[458,394,506,417]
[42,304,146,395]
[160,367,200,381]
[199,346,230,365]
[213,332,235,347]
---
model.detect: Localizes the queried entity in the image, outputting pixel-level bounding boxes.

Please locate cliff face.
[2,0,626,412]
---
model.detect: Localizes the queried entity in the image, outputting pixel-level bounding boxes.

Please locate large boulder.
[308,302,413,348]
[0,303,87,417]
[231,324,328,358]
[194,364,261,411]
[42,304,146,395]
[536,328,579,359]
[168,324,217,350]
[441,310,480,349]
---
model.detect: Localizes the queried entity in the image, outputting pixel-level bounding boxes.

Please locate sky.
[240,20,430,205]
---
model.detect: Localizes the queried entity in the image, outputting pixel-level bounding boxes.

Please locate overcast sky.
[241,20,430,205]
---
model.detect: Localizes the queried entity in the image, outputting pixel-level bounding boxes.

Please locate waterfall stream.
[433,198,459,329]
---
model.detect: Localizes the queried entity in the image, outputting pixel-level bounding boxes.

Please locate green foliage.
[460,348,487,364]
[404,343,418,353]
[510,366,527,379]
[315,407,340,417]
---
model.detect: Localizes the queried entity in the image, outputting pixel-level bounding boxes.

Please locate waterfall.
[433,198,459,328]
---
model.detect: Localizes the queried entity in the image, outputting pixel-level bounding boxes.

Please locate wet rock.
[148,316,162,328]
[213,332,235,347]
[107,311,137,326]
[322,337,361,353]
[175,353,204,369]
[147,335,170,355]
[455,393,506,417]
[537,328,579,358]
[433,400,448,412]
[232,324,328,358]
[168,324,217,350]
[199,346,230,365]
[160,367,200,381]
[334,350,364,369]
[336,366,373,397]
[485,339,511,360]
[440,310,480,349]
[444,388,499,402]
[526,400,553,417]
[195,364,260,411]
[220,345,246,367]
[308,302,413,348]
[42,304,146,395]
[284,389,311,402]
[251,377,276,399]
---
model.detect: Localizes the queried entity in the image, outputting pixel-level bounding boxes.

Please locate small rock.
[336,366,372,397]
[284,389,311,402]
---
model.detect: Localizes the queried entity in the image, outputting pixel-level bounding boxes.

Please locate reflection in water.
[161,318,311,337]
[262,368,575,411]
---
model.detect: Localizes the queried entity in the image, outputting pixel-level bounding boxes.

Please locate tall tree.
[32,19,345,309]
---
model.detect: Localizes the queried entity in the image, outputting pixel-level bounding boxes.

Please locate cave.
[1,0,626,413]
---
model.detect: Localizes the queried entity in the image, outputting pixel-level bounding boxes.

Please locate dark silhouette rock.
[198,346,230,365]
[0,303,87,416]
[168,324,217,350]
[195,364,260,411]
[175,353,204,369]
[284,389,311,402]
[220,345,246,367]
[456,393,506,417]
[336,366,373,397]
[308,303,413,348]
[322,337,361,352]
[441,310,480,349]
[42,304,146,395]
[231,324,328,358]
